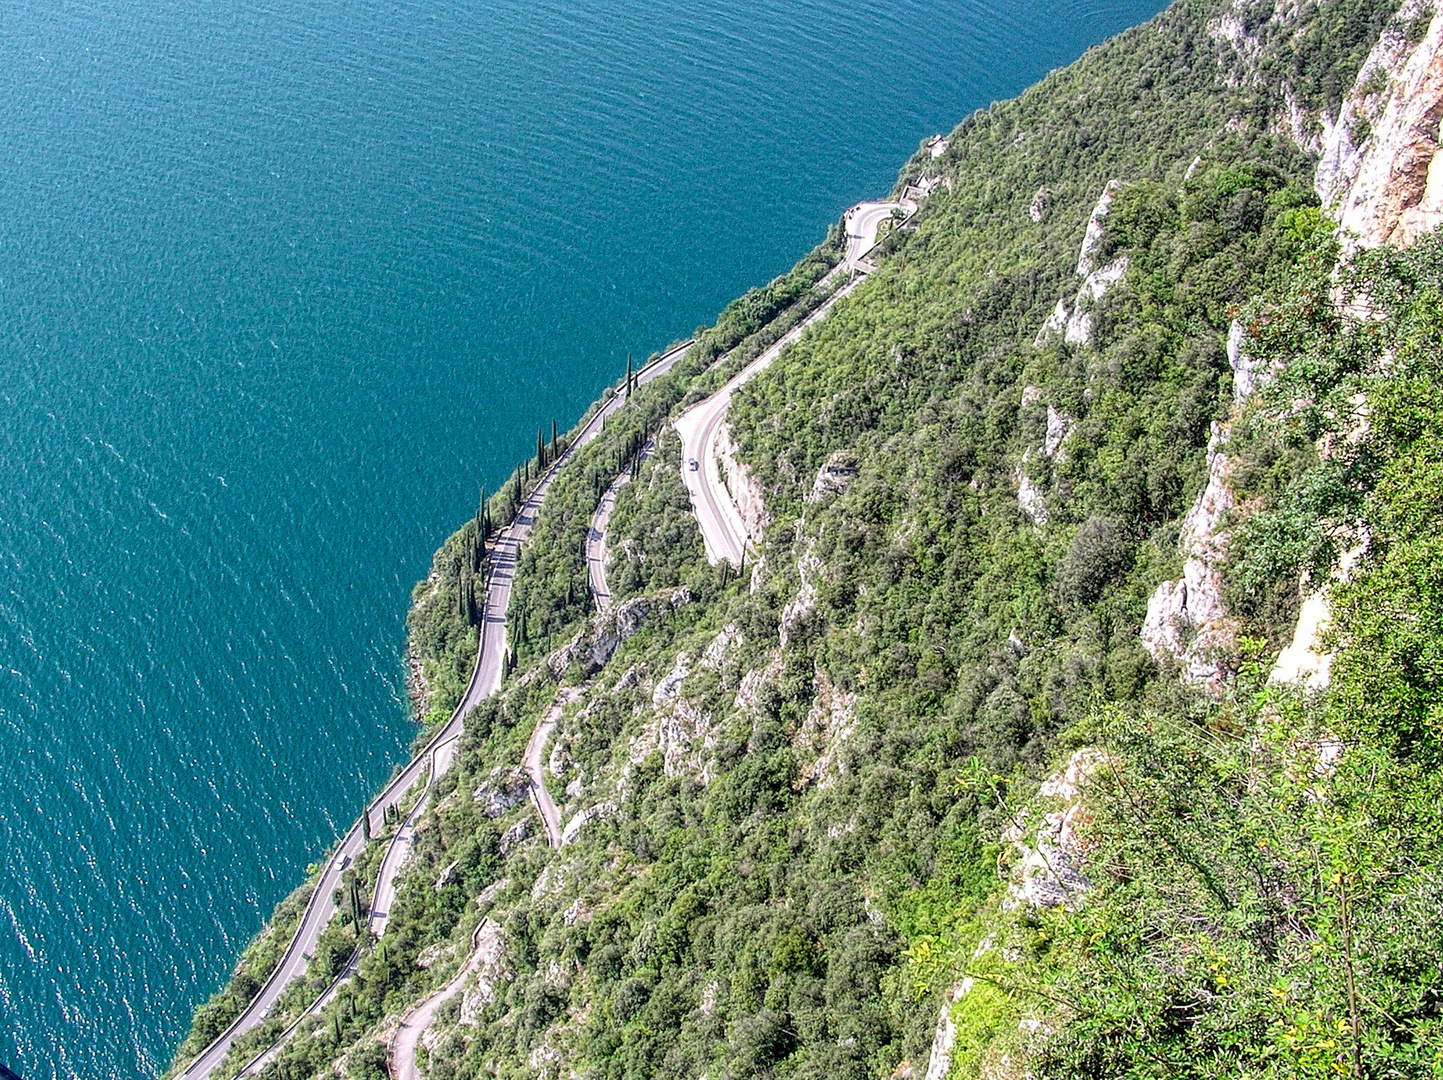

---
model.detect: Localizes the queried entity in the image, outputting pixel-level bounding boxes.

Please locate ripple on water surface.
[0,0,1166,1074]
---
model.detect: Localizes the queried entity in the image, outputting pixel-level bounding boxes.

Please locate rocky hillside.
[174,0,1443,1075]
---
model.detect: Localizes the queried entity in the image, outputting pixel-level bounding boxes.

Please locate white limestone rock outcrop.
[1064,256,1129,347]
[1029,185,1053,222]
[549,586,693,676]
[1323,3,1443,247]
[1270,542,1368,688]
[717,424,771,547]
[1002,748,1104,910]
[779,549,822,647]
[559,802,617,846]
[1034,298,1069,346]
[1044,405,1074,460]
[1227,318,1264,401]
[1015,454,1049,526]
[700,622,742,674]
[807,450,859,503]
[924,982,970,1080]
[458,919,512,1027]
[1267,4,1443,693]
[1141,423,1238,695]
[1077,180,1124,277]
[1036,181,1130,349]
[793,668,858,789]
[474,767,531,817]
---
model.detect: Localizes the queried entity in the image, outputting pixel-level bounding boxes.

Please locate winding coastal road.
[522,690,579,849]
[391,920,499,1080]
[585,438,655,612]
[180,195,916,1080]
[674,278,860,565]
[176,340,692,1080]
[842,199,913,268]
[674,199,907,566]
[378,199,917,1075]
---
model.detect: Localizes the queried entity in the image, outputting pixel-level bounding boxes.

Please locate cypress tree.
[625,354,632,398]
[551,419,558,460]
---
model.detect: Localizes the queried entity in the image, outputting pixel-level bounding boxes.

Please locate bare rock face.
[1313,10,1418,201]
[924,982,970,1080]
[1208,5,1261,69]
[1044,405,1074,460]
[793,668,858,790]
[1141,424,1238,695]
[474,767,530,817]
[627,649,718,782]
[1227,319,1264,402]
[736,651,784,714]
[559,802,617,846]
[1002,749,1106,910]
[1035,181,1128,349]
[1076,180,1123,277]
[1029,185,1053,222]
[434,859,460,892]
[629,697,717,782]
[1034,298,1069,346]
[458,919,511,1027]
[498,817,531,854]
[779,550,822,647]
[700,622,742,673]
[651,650,693,707]
[546,586,693,676]
[1014,454,1049,525]
[1064,256,1129,347]
[807,450,859,503]
[1268,6,1442,698]
[1328,5,1443,247]
[717,424,771,546]
[1271,542,1367,688]
[921,756,1104,1078]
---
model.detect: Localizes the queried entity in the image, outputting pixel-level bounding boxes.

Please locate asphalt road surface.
[390,921,494,1080]
[522,692,573,849]
[175,340,691,1080]
[585,438,656,612]
[843,199,913,267]
[674,278,860,566]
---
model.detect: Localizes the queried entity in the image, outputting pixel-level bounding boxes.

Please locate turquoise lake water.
[0,0,1166,1074]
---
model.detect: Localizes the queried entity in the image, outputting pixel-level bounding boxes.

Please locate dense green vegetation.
[908,236,1443,1076]
[173,0,1443,1076]
[166,880,314,1072]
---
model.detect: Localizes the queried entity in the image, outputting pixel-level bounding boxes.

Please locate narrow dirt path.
[390,919,503,1080]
